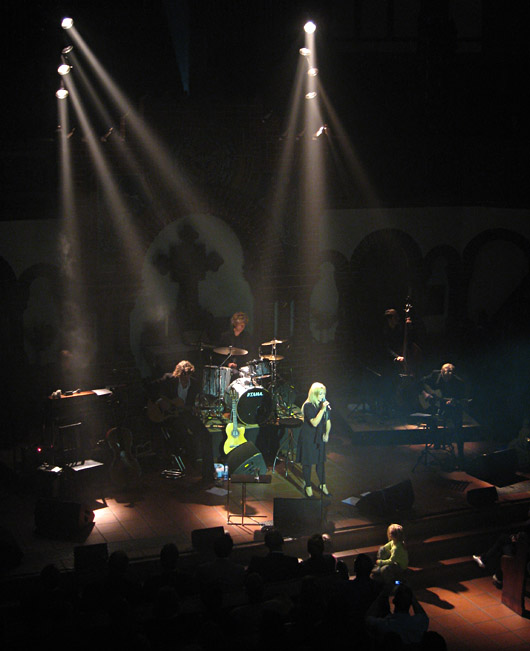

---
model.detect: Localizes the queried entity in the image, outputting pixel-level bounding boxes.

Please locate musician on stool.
[420,363,467,467]
[147,360,214,483]
[218,311,255,375]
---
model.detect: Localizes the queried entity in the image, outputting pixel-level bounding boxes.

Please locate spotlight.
[62,45,74,55]
[312,124,329,139]
[307,67,318,77]
[305,91,317,99]
[61,17,74,30]
[56,87,69,99]
[58,63,72,76]
[100,127,114,143]
[299,48,311,57]
[304,21,316,34]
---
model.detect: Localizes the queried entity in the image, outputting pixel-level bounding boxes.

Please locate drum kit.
[196,338,289,426]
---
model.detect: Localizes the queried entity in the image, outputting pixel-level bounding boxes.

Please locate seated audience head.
[264,528,284,551]
[336,559,349,580]
[245,572,265,604]
[421,631,447,650]
[307,533,325,557]
[214,532,234,558]
[160,543,179,571]
[354,553,374,578]
[387,523,405,543]
[40,563,61,589]
[392,584,413,613]
[108,550,129,575]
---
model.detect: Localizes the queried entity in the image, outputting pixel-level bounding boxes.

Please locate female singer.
[297,382,331,498]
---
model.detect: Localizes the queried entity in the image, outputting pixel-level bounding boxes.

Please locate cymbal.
[261,354,284,361]
[213,346,248,356]
[261,339,286,346]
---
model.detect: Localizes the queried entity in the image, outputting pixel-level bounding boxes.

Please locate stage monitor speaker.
[356,479,415,516]
[466,485,498,507]
[34,498,94,536]
[273,497,325,536]
[470,448,518,485]
[226,441,267,476]
[191,526,225,553]
[74,543,109,572]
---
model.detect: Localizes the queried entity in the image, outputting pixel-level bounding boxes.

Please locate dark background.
[2,0,530,220]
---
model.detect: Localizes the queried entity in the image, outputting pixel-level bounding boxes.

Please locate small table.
[226,473,272,526]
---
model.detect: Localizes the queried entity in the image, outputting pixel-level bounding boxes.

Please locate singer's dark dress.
[296,402,327,466]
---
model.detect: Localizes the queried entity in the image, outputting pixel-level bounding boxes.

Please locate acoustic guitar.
[224,388,247,454]
[146,396,188,423]
[419,386,471,411]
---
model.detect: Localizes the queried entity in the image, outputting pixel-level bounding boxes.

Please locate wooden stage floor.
[2,399,530,581]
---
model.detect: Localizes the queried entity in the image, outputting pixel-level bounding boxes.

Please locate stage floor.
[1,409,528,581]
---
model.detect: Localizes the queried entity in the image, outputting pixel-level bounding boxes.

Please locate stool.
[272,418,302,477]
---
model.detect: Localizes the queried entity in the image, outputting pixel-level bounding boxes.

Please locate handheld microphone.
[321,398,332,411]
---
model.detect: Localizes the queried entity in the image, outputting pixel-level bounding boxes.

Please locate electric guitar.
[224,388,247,454]
[146,396,188,423]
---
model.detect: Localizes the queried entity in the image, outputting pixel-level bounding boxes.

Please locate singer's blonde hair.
[304,382,326,408]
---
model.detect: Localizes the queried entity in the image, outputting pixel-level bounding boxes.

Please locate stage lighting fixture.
[307,67,318,77]
[305,91,317,99]
[312,124,328,139]
[299,48,311,57]
[304,21,316,34]
[62,45,74,55]
[61,18,74,30]
[56,85,69,99]
[58,63,72,76]
[100,127,114,143]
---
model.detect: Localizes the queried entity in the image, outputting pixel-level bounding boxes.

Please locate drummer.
[217,311,256,376]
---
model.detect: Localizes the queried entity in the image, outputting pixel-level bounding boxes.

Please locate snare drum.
[225,378,273,426]
[202,365,232,397]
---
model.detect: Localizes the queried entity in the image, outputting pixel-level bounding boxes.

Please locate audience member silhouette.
[246,528,300,582]
[472,508,530,588]
[195,531,245,592]
[142,542,196,602]
[142,585,181,651]
[299,533,336,577]
[366,583,429,647]
[80,549,142,614]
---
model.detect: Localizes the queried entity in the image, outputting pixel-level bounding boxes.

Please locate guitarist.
[147,360,214,483]
[420,363,467,466]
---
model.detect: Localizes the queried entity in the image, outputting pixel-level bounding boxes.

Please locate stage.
[2,395,530,584]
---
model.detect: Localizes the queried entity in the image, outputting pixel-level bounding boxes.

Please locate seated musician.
[148,360,214,483]
[420,363,467,466]
[218,311,255,376]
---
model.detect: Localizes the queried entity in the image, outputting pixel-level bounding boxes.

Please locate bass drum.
[202,365,232,397]
[225,378,273,426]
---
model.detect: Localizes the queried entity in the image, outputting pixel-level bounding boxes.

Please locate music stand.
[410,412,455,472]
[226,473,272,526]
